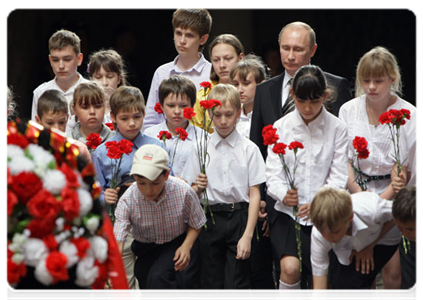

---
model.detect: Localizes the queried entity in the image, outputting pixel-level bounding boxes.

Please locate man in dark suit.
[250,21,352,289]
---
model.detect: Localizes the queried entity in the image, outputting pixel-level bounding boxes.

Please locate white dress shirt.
[181,129,266,205]
[311,192,401,276]
[339,95,416,194]
[236,107,253,139]
[143,53,212,129]
[31,73,89,121]
[266,107,349,225]
[143,121,205,177]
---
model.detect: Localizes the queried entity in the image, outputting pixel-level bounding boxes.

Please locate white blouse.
[236,107,253,139]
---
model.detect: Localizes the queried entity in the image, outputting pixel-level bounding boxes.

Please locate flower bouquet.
[351,136,370,191]
[157,128,188,170]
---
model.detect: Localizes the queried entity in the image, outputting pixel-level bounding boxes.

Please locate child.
[230,53,268,138]
[67,81,115,146]
[114,144,206,289]
[144,75,203,176]
[339,46,416,288]
[310,187,401,289]
[392,185,416,289]
[181,83,266,288]
[144,9,212,129]
[92,86,165,289]
[192,34,245,130]
[265,65,349,289]
[31,29,89,121]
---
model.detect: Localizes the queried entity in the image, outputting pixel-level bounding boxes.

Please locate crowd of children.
[9,8,416,290]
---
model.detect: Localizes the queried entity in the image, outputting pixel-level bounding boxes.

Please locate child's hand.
[283,189,298,207]
[297,203,311,221]
[195,173,208,192]
[391,171,407,194]
[258,200,267,220]
[173,245,191,271]
[236,235,252,260]
[104,187,120,205]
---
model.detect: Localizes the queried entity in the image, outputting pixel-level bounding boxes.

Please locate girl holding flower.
[265,65,348,289]
[339,46,416,289]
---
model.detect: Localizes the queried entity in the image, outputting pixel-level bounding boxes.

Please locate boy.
[114,144,206,289]
[310,187,401,289]
[181,84,266,288]
[392,185,416,289]
[35,89,90,163]
[31,29,89,121]
[143,9,212,129]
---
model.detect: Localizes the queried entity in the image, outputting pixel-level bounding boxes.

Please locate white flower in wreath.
[59,240,79,268]
[7,144,25,160]
[22,238,48,267]
[75,255,99,287]
[85,216,100,235]
[88,236,108,263]
[34,257,53,286]
[77,188,93,217]
[8,154,34,175]
[42,169,66,195]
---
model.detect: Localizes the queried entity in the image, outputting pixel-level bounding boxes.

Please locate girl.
[339,46,416,289]
[266,65,348,289]
[192,34,245,130]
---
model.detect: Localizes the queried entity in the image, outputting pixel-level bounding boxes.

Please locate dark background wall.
[8,9,416,119]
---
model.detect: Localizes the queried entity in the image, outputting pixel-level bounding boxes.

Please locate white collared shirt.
[31,73,89,121]
[236,107,253,139]
[181,129,266,205]
[311,192,401,276]
[143,53,212,129]
[339,95,416,194]
[144,121,205,176]
[281,71,293,108]
[266,107,349,225]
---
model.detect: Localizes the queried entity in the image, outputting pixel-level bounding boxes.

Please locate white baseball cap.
[130,144,169,180]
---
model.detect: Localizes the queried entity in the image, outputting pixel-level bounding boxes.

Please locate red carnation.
[71,237,91,259]
[273,143,287,155]
[61,186,80,221]
[60,163,80,189]
[183,107,196,120]
[105,141,123,160]
[352,136,368,153]
[26,218,56,238]
[7,132,30,148]
[200,81,212,90]
[11,172,43,203]
[357,149,370,159]
[288,141,304,151]
[7,189,18,216]
[158,130,172,141]
[105,122,114,131]
[175,127,188,141]
[92,260,108,289]
[46,252,69,284]
[43,234,59,252]
[118,139,134,155]
[200,99,221,110]
[8,258,27,285]
[262,125,279,146]
[154,102,164,114]
[86,133,102,150]
[379,111,393,125]
[27,189,62,221]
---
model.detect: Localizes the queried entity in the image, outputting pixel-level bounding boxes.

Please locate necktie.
[281,79,295,116]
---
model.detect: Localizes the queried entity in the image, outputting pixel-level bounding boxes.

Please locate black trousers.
[329,244,399,289]
[399,239,416,289]
[200,208,251,289]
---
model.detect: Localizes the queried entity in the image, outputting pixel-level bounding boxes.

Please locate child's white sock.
[279,280,301,300]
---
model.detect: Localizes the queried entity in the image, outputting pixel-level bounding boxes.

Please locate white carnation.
[42,169,66,195]
[23,238,48,267]
[34,258,53,286]
[77,188,93,217]
[8,155,34,175]
[75,255,98,287]
[7,144,25,160]
[88,236,108,263]
[59,240,79,268]
[12,253,25,265]
[26,144,56,167]
[85,216,100,234]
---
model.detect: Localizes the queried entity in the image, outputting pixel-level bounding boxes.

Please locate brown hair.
[37,90,68,118]
[72,81,105,109]
[109,86,145,116]
[278,21,316,49]
[158,75,197,107]
[230,53,268,83]
[88,49,127,86]
[49,29,81,55]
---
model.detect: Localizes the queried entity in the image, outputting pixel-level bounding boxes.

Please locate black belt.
[357,170,391,183]
[207,202,249,212]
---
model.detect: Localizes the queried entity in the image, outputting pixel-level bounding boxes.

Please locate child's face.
[49,46,83,83]
[292,91,328,125]
[210,101,241,139]
[111,108,144,141]
[73,101,105,132]
[211,43,244,84]
[92,67,121,90]
[320,221,350,244]
[362,76,394,103]
[163,93,190,130]
[395,219,416,241]
[174,27,208,57]
[36,111,68,132]
[232,71,258,108]
[134,171,169,202]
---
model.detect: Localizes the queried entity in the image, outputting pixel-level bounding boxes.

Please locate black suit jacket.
[250,71,352,224]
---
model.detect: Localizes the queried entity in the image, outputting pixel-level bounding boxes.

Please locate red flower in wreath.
[11,172,43,203]
[7,189,18,216]
[61,186,80,221]
[71,237,91,259]
[26,218,57,239]
[8,259,27,285]
[46,251,69,284]
[27,189,62,221]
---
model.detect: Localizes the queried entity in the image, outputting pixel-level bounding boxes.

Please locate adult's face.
[279,27,317,77]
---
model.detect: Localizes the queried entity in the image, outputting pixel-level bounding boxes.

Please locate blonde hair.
[110,86,145,116]
[207,83,241,111]
[310,187,353,231]
[355,46,402,97]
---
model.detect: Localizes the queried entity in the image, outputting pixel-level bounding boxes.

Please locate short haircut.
[355,46,402,97]
[37,89,68,118]
[49,29,81,55]
[209,34,244,82]
[392,185,416,223]
[278,21,316,49]
[310,186,353,232]
[71,81,105,109]
[110,86,145,116]
[88,49,127,86]
[207,83,241,111]
[158,75,197,107]
[230,53,269,83]
[172,9,212,51]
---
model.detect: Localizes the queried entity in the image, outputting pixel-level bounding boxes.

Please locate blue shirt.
[92,131,166,203]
